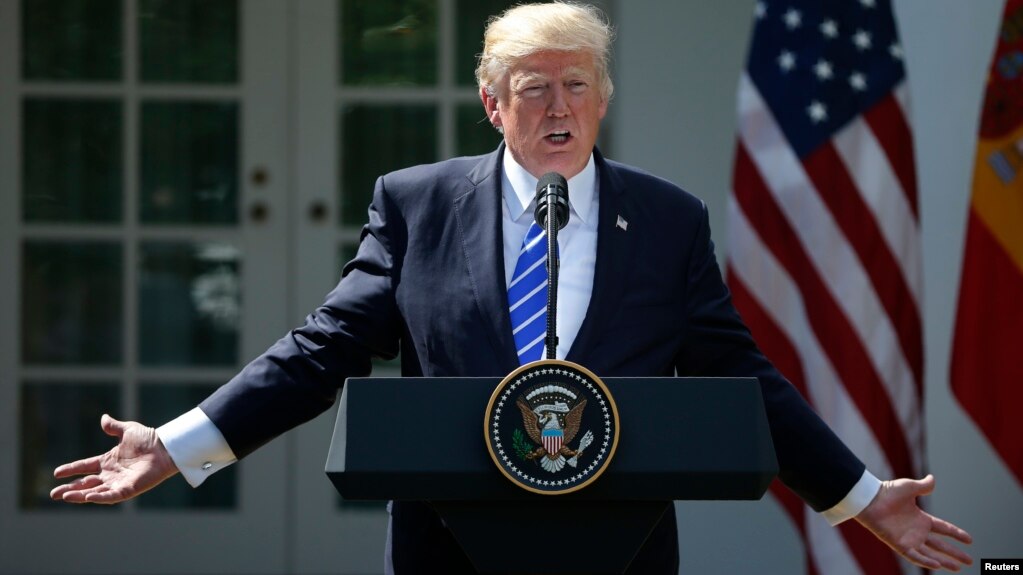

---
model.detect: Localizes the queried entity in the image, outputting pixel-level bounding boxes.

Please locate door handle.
[309,200,329,223]
[249,201,270,223]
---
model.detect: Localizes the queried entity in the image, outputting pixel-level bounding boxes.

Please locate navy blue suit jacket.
[200,146,865,573]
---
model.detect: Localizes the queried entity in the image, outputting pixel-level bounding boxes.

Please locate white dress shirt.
[501,148,597,360]
[158,150,878,524]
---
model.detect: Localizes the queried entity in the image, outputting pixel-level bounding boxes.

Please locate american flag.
[726,1,923,574]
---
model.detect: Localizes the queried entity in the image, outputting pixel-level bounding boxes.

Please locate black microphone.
[533,172,568,360]
[534,172,570,231]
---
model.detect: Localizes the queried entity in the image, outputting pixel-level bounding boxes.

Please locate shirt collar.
[501,148,596,224]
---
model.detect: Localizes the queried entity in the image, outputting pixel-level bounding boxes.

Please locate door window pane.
[138,242,240,366]
[20,383,121,510]
[339,105,437,226]
[140,101,239,224]
[137,384,237,509]
[21,241,123,365]
[23,98,123,223]
[139,0,239,84]
[454,0,516,87]
[21,0,123,81]
[340,0,437,86]
[456,102,501,157]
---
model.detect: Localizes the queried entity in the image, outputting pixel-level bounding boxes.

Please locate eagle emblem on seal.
[516,384,595,473]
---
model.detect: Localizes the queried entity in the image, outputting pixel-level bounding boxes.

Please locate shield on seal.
[541,428,563,456]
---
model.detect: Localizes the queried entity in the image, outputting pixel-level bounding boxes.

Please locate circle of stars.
[489,366,616,491]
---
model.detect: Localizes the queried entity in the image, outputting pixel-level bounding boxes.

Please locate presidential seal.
[484,360,619,495]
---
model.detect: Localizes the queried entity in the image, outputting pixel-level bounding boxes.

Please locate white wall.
[611,1,1022,573]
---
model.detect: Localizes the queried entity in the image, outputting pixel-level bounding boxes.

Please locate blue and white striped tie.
[508,222,555,364]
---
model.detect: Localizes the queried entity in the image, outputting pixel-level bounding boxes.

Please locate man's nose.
[547,85,569,117]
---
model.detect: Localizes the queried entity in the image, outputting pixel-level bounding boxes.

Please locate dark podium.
[326,376,778,574]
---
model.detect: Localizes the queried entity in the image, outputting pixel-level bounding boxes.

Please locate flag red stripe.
[731,263,910,574]
[863,93,920,218]
[734,143,914,478]
[731,270,824,575]
[951,211,1023,486]
[727,266,808,397]
[802,142,924,390]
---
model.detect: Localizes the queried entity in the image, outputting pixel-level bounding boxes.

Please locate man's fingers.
[61,483,126,505]
[907,473,935,496]
[64,475,103,491]
[53,415,132,481]
[926,534,973,565]
[931,516,973,545]
[49,475,103,501]
[83,486,130,504]
[53,455,102,479]
[920,544,964,572]
[49,485,70,501]
[59,483,107,503]
[905,547,943,570]
[100,414,127,438]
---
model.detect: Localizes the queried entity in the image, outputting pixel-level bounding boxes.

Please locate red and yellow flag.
[951,0,1023,487]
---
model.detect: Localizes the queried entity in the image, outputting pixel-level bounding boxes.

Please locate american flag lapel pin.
[616,215,628,231]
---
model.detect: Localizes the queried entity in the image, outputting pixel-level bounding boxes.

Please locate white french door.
[0,1,291,572]
[286,1,516,571]
[1,0,554,573]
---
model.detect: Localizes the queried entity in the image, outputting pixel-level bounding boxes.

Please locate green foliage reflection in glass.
[23,99,123,223]
[21,241,123,365]
[340,0,438,86]
[139,0,239,84]
[454,0,517,86]
[21,0,122,81]
[340,105,437,225]
[138,242,240,366]
[140,102,239,224]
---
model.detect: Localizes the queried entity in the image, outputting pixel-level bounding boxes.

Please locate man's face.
[481,50,608,180]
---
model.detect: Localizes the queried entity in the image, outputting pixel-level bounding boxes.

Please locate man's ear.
[480,86,502,130]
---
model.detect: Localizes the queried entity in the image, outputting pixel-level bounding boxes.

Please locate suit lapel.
[567,151,636,367]
[453,146,520,373]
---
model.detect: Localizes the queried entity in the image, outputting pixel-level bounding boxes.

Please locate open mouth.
[547,130,571,143]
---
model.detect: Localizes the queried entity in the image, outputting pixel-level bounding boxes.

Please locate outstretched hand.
[50,414,179,504]
[855,474,973,572]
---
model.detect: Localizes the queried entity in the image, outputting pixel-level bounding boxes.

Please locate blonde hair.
[475,2,615,101]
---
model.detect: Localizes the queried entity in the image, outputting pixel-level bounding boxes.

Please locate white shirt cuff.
[821,470,882,526]
[157,407,237,488]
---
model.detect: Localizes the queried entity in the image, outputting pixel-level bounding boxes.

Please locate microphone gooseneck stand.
[535,172,568,361]
[545,190,560,360]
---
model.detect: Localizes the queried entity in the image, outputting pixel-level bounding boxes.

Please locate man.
[51,3,972,573]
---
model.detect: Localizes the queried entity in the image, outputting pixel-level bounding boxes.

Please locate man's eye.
[523,86,544,95]
[568,81,587,93]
